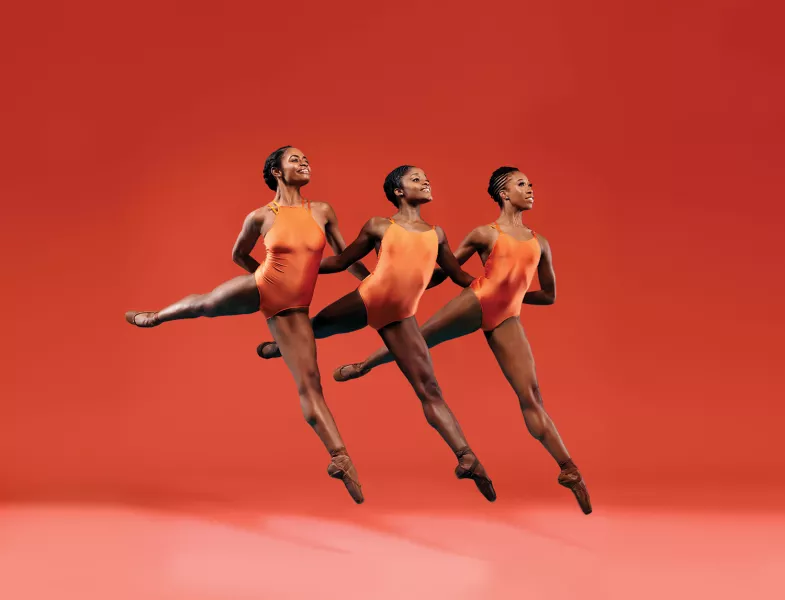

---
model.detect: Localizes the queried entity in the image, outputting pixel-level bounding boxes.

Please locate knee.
[297,367,324,401]
[518,383,544,409]
[414,374,443,404]
[200,301,220,318]
[190,295,219,318]
[298,372,324,428]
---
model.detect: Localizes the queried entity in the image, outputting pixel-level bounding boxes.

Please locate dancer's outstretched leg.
[378,315,496,502]
[125,274,260,327]
[334,287,483,382]
[268,309,364,504]
[485,316,591,514]
[257,290,368,358]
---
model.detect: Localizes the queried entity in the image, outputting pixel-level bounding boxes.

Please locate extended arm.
[432,227,475,288]
[523,234,556,305]
[319,219,377,274]
[231,210,265,273]
[427,228,479,288]
[323,204,371,280]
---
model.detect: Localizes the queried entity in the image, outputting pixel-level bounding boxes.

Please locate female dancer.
[125,146,369,504]
[256,165,496,502]
[330,167,592,514]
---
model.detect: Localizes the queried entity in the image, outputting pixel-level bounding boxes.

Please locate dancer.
[125,146,369,504]
[331,167,592,514]
[256,165,496,501]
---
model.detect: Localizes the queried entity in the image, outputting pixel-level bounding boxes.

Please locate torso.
[358,216,440,330]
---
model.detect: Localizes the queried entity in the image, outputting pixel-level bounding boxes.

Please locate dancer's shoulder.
[466,224,498,248]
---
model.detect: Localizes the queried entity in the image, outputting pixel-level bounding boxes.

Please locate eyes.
[518,181,533,188]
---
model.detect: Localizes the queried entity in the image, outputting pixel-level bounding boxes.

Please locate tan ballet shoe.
[332,363,370,383]
[125,311,160,328]
[454,447,496,502]
[558,467,592,514]
[327,448,364,504]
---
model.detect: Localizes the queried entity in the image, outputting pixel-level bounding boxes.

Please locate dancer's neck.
[496,204,525,227]
[273,185,305,207]
[394,203,422,223]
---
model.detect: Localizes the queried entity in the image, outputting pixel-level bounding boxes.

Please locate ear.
[395,187,404,197]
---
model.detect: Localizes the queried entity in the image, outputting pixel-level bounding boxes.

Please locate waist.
[473,272,533,292]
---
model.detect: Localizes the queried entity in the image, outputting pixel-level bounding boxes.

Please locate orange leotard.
[470,222,541,331]
[254,199,326,319]
[358,219,439,330]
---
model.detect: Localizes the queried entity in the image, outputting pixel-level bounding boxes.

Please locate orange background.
[2,1,784,597]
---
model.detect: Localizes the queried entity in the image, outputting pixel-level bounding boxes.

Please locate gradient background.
[2,1,783,598]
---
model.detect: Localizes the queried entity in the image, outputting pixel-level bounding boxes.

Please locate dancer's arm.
[426,228,481,289]
[231,209,266,273]
[523,234,556,305]
[319,218,380,274]
[322,204,372,280]
[432,226,475,288]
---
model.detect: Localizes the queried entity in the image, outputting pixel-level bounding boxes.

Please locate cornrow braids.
[382,165,415,207]
[262,145,293,191]
[488,166,520,206]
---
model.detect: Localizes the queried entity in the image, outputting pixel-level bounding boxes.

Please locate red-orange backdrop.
[2,0,783,512]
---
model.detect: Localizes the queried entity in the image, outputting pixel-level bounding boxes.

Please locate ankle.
[330,447,348,458]
[455,446,474,460]
[559,458,577,471]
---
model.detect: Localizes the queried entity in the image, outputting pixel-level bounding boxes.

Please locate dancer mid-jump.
[125,146,368,504]
[257,165,497,501]
[331,167,592,514]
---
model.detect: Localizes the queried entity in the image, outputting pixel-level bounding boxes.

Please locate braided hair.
[382,165,415,207]
[262,145,293,191]
[487,166,520,206]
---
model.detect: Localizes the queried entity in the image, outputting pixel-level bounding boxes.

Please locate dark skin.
[257,167,495,501]
[332,172,591,513]
[125,147,369,503]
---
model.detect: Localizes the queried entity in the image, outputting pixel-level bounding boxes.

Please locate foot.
[125,311,160,328]
[256,341,281,359]
[333,363,371,383]
[558,467,592,514]
[454,448,496,502]
[327,449,364,504]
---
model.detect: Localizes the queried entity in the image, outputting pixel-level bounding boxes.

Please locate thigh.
[378,316,437,384]
[420,287,483,347]
[268,310,321,388]
[208,274,261,316]
[484,317,538,397]
[311,289,368,338]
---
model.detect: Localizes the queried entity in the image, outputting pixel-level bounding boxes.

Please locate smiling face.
[500,171,534,211]
[274,147,311,187]
[395,167,432,205]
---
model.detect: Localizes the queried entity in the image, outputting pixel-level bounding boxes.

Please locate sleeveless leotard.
[469,222,541,331]
[358,219,439,330]
[254,199,326,319]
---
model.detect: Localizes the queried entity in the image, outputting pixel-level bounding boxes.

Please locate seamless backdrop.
[2,0,783,523]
